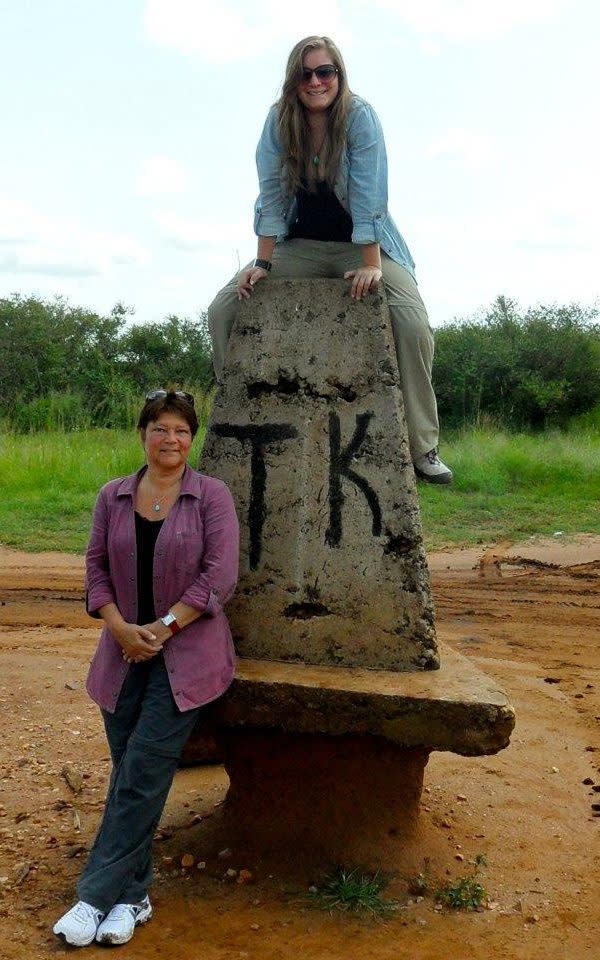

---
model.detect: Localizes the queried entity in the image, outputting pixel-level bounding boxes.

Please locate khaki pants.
[207,239,439,460]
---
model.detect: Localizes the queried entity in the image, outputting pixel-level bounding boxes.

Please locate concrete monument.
[190,280,514,871]
[201,279,438,671]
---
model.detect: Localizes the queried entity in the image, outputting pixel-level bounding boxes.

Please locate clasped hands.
[116,620,171,664]
[236,265,382,301]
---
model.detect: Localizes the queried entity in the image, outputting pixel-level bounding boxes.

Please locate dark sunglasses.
[145,389,195,406]
[300,64,338,83]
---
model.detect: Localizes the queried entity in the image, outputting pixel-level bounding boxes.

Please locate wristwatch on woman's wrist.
[252,258,272,272]
[159,611,180,636]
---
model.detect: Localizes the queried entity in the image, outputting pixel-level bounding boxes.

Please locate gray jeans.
[77,655,201,913]
[207,239,439,459]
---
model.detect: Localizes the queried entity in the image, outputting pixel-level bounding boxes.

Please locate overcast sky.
[1,0,598,329]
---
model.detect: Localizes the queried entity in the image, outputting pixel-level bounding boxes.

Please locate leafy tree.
[119,313,212,391]
[0,295,213,430]
[433,296,600,429]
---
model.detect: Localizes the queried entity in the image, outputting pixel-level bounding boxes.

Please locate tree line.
[433,296,600,429]
[1,292,599,432]
[0,295,213,430]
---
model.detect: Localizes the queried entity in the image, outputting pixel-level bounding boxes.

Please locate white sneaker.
[95,896,153,945]
[53,900,105,947]
[413,448,453,484]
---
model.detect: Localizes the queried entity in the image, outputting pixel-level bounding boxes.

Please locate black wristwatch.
[252,258,272,272]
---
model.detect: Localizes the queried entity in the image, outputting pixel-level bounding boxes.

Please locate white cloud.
[426,128,500,171]
[0,196,149,278]
[152,210,254,281]
[142,0,348,62]
[135,155,189,196]
[0,250,101,277]
[153,209,251,250]
[372,0,568,44]
[413,196,600,327]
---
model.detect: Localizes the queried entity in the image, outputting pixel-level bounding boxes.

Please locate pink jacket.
[85,465,239,713]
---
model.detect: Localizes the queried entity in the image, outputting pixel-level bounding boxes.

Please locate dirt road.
[0,536,598,959]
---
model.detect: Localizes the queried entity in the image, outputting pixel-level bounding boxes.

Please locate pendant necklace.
[312,132,327,167]
[147,476,182,513]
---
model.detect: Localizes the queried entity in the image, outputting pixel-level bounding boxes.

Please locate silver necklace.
[152,493,169,514]
[147,477,181,513]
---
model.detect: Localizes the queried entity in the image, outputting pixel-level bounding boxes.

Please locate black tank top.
[288,179,353,243]
[135,512,164,624]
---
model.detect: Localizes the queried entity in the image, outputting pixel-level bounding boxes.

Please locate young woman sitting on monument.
[207,34,452,485]
[53,390,239,948]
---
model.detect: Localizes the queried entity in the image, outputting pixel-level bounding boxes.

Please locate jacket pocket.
[175,532,205,574]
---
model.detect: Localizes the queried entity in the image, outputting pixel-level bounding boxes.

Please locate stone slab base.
[183,646,514,870]
[197,643,515,757]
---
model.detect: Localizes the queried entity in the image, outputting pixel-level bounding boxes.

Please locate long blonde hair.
[277,36,352,193]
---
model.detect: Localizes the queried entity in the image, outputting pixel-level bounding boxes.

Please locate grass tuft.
[307,868,397,917]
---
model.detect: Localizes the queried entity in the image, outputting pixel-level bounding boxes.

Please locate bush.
[434,296,600,430]
[0,295,214,431]
[10,392,92,432]
[567,403,600,435]
[436,874,487,911]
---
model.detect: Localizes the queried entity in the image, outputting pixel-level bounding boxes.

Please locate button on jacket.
[85,465,239,713]
[253,95,416,277]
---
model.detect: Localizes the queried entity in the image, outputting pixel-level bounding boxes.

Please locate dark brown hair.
[137,392,198,437]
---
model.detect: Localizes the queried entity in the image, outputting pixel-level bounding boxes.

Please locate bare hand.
[237,267,268,301]
[344,266,382,300]
[115,623,163,664]
[142,619,172,646]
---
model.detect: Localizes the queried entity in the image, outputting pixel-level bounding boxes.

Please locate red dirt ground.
[0,535,598,960]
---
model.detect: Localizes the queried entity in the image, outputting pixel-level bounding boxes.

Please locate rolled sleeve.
[85,486,116,618]
[352,216,385,246]
[179,482,239,618]
[253,107,289,240]
[347,102,389,246]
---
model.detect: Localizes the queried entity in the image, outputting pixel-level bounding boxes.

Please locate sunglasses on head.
[145,389,195,406]
[300,64,338,83]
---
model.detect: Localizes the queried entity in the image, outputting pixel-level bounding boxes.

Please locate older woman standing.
[208,35,452,484]
[53,390,239,947]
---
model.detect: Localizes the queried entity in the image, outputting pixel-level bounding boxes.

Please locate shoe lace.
[108,903,137,922]
[425,448,440,465]
[74,901,101,922]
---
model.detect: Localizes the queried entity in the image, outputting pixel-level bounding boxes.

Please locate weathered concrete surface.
[207,642,515,757]
[201,279,438,671]
[211,733,429,871]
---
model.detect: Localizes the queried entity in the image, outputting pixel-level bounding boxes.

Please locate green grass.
[0,429,205,552]
[307,868,397,917]
[0,426,598,553]
[419,427,600,548]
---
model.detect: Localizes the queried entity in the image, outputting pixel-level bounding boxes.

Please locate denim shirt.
[253,95,416,277]
[85,465,239,713]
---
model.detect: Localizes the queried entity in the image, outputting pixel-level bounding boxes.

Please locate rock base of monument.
[184,645,514,871]
[202,732,429,872]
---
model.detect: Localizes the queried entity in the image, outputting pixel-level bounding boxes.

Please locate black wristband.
[252,258,272,272]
